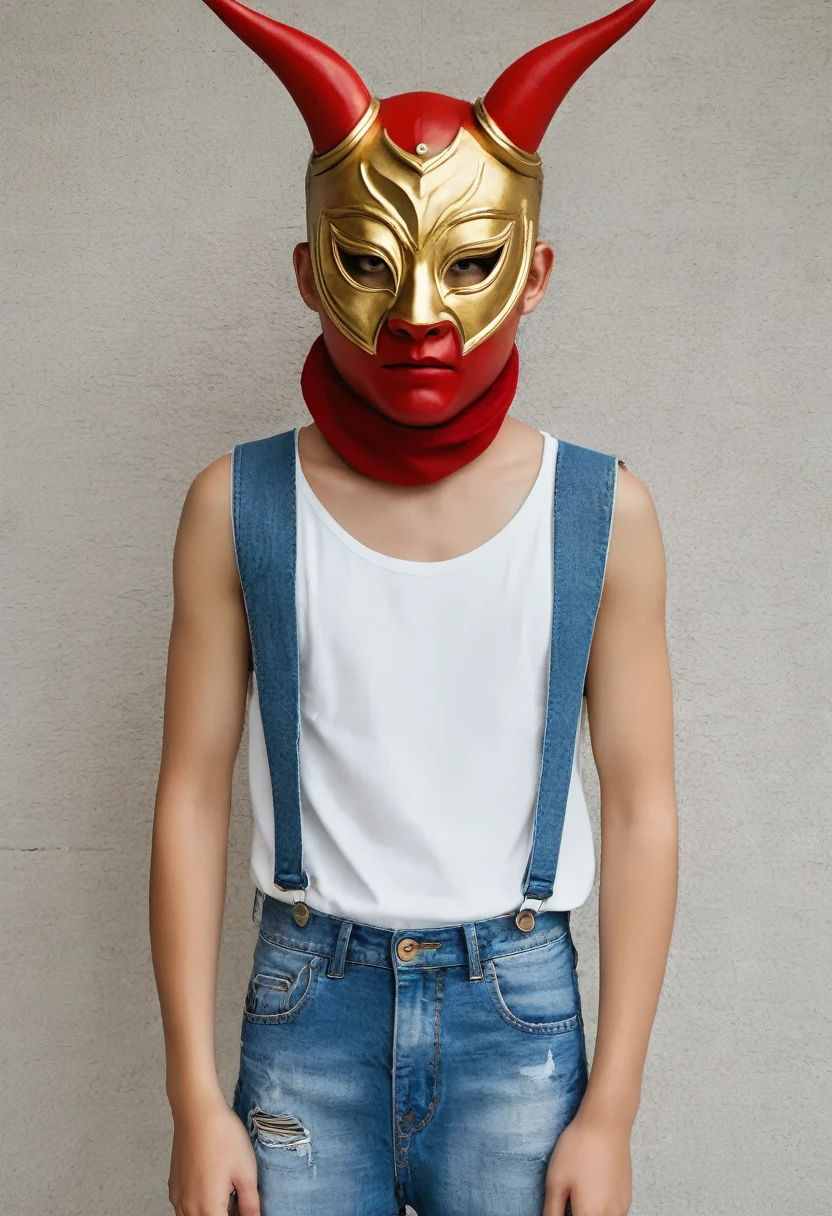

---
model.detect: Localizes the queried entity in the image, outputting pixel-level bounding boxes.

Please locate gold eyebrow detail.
[360,154,485,249]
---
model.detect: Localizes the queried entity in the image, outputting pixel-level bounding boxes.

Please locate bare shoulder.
[613,463,659,529]
[174,452,239,598]
[161,453,251,781]
[586,462,670,712]
[603,464,666,607]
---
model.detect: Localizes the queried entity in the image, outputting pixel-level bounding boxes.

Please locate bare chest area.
[297,424,546,563]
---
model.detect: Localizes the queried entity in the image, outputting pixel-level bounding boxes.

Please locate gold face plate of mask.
[305,100,543,355]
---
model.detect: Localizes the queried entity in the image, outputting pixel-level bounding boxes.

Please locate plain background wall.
[2,0,830,1212]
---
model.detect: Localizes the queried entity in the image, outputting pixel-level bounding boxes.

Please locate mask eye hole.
[334,246,396,293]
[443,246,506,291]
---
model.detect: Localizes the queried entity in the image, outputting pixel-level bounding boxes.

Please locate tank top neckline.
[294,427,556,577]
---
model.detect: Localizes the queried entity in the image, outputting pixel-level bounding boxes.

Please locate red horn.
[200,0,372,155]
[482,0,657,154]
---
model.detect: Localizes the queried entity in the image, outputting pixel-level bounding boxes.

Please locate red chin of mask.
[300,311,522,485]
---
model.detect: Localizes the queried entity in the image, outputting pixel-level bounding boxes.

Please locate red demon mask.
[199,0,657,483]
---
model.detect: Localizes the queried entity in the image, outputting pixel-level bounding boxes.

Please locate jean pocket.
[483,932,581,1034]
[243,936,322,1025]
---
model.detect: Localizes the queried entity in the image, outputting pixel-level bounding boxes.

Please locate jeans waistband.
[254,891,571,978]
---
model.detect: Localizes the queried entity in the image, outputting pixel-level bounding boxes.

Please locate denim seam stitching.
[483,959,580,1034]
[232,447,261,692]
[410,967,444,1134]
[243,957,320,1024]
[256,939,408,972]
[256,928,398,970]
[255,929,569,966]
[480,929,569,962]
[290,428,305,887]
[257,928,329,957]
[467,923,483,979]
[252,972,291,991]
[391,949,410,1193]
[327,919,353,978]
[522,436,559,896]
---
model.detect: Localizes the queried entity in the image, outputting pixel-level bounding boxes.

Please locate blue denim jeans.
[232,893,588,1215]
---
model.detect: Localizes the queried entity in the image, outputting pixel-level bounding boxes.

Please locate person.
[149,1,678,1214]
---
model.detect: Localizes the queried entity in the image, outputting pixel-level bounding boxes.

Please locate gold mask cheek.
[307,209,401,354]
[438,209,539,354]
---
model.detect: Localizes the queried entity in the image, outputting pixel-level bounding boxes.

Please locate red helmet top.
[199,0,657,156]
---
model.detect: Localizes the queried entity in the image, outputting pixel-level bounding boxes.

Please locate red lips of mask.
[321,308,521,426]
[300,311,522,485]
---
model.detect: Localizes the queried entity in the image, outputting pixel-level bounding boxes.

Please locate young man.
[149,2,678,1214]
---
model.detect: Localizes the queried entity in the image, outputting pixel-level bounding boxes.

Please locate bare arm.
[149,454,260,1214]
[546,466,678,1216]
[582,464,678,1123]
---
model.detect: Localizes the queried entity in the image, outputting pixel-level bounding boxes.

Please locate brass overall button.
[515,909,536,932]
[292,901,310,927]
[396,937,420,962]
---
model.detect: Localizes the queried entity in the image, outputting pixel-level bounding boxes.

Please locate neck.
[299,336,520,486]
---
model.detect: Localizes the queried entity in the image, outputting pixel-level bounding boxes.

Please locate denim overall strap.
[521,439,618,906]
[231,429,307,892]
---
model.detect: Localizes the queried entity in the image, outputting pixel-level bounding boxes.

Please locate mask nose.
[386,317,455,342]
[385,257,455,343]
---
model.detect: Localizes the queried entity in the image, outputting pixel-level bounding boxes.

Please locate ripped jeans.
[231,892,588,1216]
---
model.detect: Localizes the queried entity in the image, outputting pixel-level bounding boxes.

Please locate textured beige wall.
[2,0,830,1212]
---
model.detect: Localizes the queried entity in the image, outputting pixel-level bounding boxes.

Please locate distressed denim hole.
[248,1107,313,1166]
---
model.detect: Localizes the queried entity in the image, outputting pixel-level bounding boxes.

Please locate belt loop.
[327,919,353,979]
[251,887,264,926]
[462,923,483,981]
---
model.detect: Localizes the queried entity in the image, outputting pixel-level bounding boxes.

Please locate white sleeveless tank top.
[246,428,596,929]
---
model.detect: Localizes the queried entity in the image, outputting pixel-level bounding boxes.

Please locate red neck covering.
[300,335,520,485]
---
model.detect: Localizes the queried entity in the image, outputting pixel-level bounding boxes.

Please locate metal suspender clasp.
[291,888,311,927]
[515,896,544,933]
